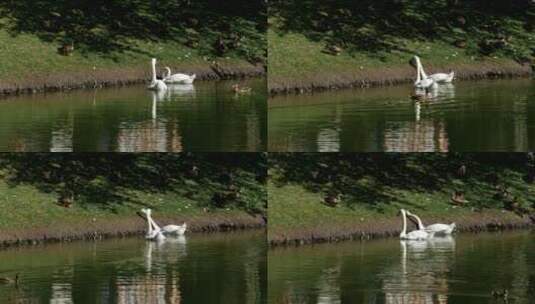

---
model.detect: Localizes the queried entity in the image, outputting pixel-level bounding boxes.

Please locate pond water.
[0,78,266,152]
[0,230,266,304]
[268,230,535,304]
[269,79,535,152]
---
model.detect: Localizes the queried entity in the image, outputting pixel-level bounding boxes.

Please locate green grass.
[268,27,520,81]
[0,1,267,83]
[269,182,378,233]
[268,8,533,93]
[0,176,245,231]
[0,27,251,83]
[0,153,267,235]
[268,156,535,242]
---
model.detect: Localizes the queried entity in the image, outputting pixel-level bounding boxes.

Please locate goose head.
[409,56,418,69]
[410,55,423,69]
[164,67,172,78]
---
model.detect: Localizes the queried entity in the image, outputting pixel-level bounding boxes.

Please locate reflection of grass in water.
[268,230,534,304]
[0,229,264,270]
[0,229,265,303]
[0,79,268,152]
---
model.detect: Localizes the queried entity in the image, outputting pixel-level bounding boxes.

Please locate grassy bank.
[268,28,531,94]
[0,29,264,95]
[268,1,534,94]
[268,154,535,246]
[0,154,266,246]
[0,1,266,94]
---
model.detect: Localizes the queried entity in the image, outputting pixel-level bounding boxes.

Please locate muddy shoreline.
[268,61,533,95]
[0,61,265,96]
[0,213,265,248]
[269,210,534,247]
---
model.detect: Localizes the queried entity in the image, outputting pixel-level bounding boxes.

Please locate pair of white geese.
[399,209,455,240]
[413,55,455,90]
[148,58,196,91]
[140,208,187,241]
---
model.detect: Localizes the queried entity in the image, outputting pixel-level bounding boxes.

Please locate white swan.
[430,70,454,83]
[163,67,196,84]
[143,208,187,236]
[161,223,187,236]
[399,209,429,240]
[406,210,456,236]
[148,58,167,91]
[142,208,166,241]
[413,56,438,90]
[414,55,454,84]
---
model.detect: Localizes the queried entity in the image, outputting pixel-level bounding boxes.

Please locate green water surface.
[269,79,535,152]
[268,230,535,304]
[0,79,267,152]
[0,231,266,304]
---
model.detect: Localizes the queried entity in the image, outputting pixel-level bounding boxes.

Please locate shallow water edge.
[268,61,532,95]
[269,210,534,247]
[0,62,265,96]
[0,213,265,248]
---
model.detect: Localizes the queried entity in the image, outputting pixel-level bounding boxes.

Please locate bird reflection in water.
[381,237,455,304]
[115,236,188,304]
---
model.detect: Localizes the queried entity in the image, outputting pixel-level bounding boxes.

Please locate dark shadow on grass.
[270,153,533,212]
[0,153,266,215]
[270,0,534,62]
[0,0,267,63]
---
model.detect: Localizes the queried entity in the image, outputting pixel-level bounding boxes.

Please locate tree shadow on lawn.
[270,153,531,212]
[270,0,534,62]
[0,153,267,214]
[0,0,267,62]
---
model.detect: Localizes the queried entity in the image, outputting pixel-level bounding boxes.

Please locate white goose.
[161,222,187,236]
[414,55,454,84]
[163,67,196,84]
[430,70,455,83]
[142,208,166,241]
[143,208,187,236]
[406,210,456,236]
[413,56,438,90]
[148,58,167,91]
[399,209,430,240]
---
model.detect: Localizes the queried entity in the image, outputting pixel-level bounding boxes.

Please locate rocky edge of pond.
[268,61,533,95]
[0,213,265,247]
[0,61,265,96]
[269,210,535,247]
